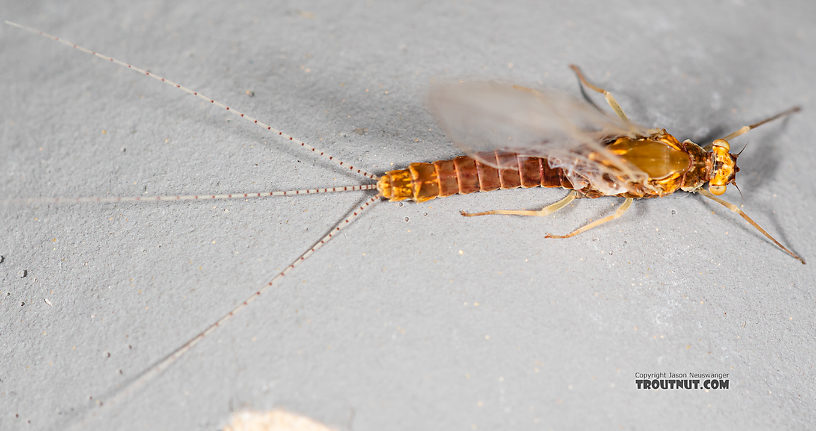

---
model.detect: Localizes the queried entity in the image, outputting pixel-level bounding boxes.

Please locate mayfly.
[4,19,804,425]
[398,70,803,264]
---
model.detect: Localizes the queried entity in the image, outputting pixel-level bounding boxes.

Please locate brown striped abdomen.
[377,152,573,202]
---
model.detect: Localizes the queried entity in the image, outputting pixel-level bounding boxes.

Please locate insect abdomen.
[377,152,569,202]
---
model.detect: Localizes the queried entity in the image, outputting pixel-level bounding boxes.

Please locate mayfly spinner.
[381,67,803,264]
[4,19,804,423]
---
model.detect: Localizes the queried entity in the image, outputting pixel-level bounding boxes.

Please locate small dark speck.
[398,202,404,207]
[404,217,410,222]
[0,255,4,263]
[245,90,255,97]
[118,369,124,375]
[128,344,133,349]
[423,212,428,216]
[671,209,677,215]
[20,301,25,307]
[105,352,111,358]
[121,147,126,153]
[19,269,27,278]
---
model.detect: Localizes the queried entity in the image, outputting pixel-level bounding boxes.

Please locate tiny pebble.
[19,269,27,278]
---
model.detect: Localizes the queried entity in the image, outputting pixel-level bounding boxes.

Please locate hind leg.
[460,190,577,217]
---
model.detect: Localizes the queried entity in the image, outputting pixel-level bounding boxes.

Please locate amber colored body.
[377,152,569,202]
[377,130,712,202]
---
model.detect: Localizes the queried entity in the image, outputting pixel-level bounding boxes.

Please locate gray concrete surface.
[2,1,815,430]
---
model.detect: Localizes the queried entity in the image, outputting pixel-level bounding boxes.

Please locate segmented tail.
[1,184,379,206]
[4,20,379,180]
[82,196,382,426]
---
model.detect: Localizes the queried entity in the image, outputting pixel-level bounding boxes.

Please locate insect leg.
[698,189,805,264]
[459,190,577,217]
[569,64,632,125]
[720,106,802,141]
[545,197,633,238]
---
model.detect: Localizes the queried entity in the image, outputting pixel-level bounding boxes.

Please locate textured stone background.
[1,1,814,430]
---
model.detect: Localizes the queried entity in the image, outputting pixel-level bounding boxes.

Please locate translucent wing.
[428,81,653,195]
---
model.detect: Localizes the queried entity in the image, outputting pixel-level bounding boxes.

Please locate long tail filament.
[2,184,379,207]
[84,196,382,423]
[4,20,379,180]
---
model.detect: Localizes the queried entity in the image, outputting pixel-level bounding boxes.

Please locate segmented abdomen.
[377,152,572,202]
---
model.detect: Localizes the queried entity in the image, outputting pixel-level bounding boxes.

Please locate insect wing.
[428,81,651,194]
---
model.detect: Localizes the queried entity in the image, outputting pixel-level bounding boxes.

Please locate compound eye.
[709,184,726,195]
[712,139,730,151]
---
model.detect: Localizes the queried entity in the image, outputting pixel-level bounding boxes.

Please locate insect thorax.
[602,131,709,198]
